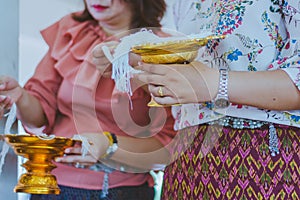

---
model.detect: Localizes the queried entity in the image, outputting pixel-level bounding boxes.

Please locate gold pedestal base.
[15,173,59,194]
[4,134,77,194]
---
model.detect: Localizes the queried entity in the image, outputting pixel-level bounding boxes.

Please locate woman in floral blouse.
[134,0,300,199]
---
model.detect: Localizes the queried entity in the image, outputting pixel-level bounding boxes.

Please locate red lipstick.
[92,4,109,12]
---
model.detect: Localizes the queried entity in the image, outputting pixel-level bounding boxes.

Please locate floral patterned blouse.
[171,0,300,130]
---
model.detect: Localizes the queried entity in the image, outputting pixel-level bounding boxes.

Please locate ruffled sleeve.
[24,13,110,133]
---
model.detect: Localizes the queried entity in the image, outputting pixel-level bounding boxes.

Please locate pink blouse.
[23,13,176,190]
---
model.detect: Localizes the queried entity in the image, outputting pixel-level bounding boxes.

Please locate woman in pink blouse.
[0,0,176,199]
[134,0,300,199]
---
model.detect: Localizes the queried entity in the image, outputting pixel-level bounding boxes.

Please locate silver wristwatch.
[213,68,230,109]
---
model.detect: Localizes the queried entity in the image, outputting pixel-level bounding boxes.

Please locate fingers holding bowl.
[147,84,177,105]
[55,145,98,167]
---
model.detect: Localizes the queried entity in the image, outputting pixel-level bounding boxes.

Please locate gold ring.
[158,86,164,97]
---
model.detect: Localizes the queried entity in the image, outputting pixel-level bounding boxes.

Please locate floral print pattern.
[172,0,300,130]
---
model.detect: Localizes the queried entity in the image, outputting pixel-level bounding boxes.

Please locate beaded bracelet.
[101,131,118,159]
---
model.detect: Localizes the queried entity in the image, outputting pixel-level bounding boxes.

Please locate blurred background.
[0,0,175,199]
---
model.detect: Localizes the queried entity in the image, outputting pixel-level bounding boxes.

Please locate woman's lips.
[92,5,109,11]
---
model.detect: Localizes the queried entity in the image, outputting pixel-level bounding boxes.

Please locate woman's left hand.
[133,61,219,105]
[91,41,119,78]
[55,133,110,167]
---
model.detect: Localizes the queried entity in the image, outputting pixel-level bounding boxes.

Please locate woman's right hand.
[91,41,119,78]
[0,76,23,119]
[54,132,110,167]
[133,61,219,105]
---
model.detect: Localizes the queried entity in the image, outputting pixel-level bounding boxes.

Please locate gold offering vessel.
[4,134,78,194]
[131,34,225,106]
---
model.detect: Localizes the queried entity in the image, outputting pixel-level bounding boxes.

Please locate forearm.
[228,70,300,110]
[56,133,172,171]
[16,88,47,128]
[108,136,170,171]
[133,61,300,110]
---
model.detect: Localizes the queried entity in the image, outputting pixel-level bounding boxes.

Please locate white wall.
[0,0,18,198]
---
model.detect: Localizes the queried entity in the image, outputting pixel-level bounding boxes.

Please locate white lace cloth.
[0,104,16,175]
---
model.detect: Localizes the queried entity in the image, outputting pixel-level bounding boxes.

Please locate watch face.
[214,98,230,109]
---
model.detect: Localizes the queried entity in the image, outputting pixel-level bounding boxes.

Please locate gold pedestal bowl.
[131,34,225,106]
[4,134,77,194]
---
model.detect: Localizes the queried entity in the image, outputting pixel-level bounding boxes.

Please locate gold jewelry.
[103,131,114,146]
[158,86,164,97]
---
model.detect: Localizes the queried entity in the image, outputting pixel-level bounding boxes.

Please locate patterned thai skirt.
[162,122,300,200]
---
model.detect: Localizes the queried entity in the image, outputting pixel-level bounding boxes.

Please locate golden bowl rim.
[130,34,225,56]
[2,134,80,144]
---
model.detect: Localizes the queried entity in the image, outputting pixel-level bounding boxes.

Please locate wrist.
[201,66,219,102]
[15,86,26,105]
[209,68,219,101]
[212,67,230,109]
[191,62,219,102]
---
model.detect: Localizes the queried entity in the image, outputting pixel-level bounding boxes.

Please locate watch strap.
[213,68,230,109]
[216,69,229,99]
